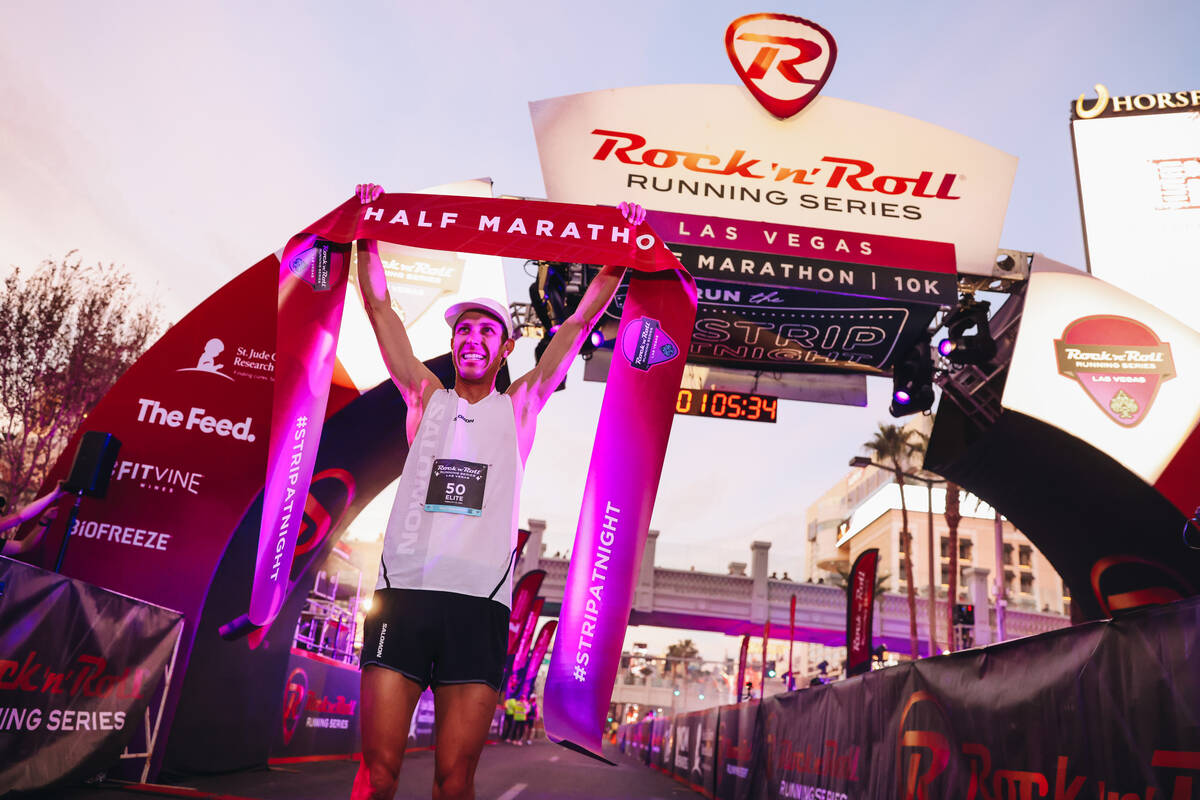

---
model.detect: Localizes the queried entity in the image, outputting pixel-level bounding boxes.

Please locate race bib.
[424,459,488,516]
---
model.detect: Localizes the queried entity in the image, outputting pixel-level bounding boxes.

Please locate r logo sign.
[725,13,837,119]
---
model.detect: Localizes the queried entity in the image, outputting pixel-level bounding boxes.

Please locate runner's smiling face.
[452,311,513,384]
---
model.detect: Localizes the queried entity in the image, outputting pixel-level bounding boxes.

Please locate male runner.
[350,182,646,800]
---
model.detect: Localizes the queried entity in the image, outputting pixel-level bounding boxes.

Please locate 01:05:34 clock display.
[674,389,778,423]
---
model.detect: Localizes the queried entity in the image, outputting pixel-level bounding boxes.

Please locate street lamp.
[848,457,946,656]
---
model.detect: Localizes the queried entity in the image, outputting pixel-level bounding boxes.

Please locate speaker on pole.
[55,432,121,573]
[62,431,122,499]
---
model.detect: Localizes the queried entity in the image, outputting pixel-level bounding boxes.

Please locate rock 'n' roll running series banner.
[787,595,796,690]
[844,548,879,677]
[760,621,770,692]
[519,620,557,699]
[736,633,750,702]
[511,597,544,692]
[508,570,546,656]
[0,558,183,794]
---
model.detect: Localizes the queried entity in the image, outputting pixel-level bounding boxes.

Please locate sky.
[3,0,1196,660]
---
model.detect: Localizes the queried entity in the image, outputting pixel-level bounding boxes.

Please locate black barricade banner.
[0,557,183,794]
[272,648,361,759]
[716,701,759,800]
[674,709,719,796]
[654,715,673,772]
[673,711,706,786]
[408,689,437,751]
[754,596,1200,799]
[845,548,879,677]
[633,719,652,762]
[622,598,1200,800]
[699,707,720,798]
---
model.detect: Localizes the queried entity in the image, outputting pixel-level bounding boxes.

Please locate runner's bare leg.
[351,666,424,800]
[431,683,499,800]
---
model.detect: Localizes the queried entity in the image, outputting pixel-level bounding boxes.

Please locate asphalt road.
[42,739,700,800]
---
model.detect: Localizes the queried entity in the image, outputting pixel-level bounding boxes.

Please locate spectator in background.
[522,696,538,746]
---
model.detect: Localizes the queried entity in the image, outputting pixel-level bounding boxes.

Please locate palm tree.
[665,639,700,679]
[944,482,962,649]
[908,431,940,655]
[862,423,922,658]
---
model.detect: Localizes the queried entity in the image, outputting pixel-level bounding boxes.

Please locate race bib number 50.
[424,459,488,516]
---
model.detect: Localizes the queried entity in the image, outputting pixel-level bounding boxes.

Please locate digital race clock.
[674,389,778,423]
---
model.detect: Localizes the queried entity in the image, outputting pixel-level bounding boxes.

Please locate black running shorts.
[360,588,508,691]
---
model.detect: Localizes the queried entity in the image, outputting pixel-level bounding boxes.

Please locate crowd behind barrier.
[617,596,1200,800]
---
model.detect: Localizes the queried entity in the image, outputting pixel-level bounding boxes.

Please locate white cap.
[444,297,514,339]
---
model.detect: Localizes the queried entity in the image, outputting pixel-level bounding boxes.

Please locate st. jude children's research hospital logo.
[177,336,275,383]
[177,337,234,381]
[1054,315,1176,427]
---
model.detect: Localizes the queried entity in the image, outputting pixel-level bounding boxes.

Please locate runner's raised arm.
[354,183,442,414]
[508,201,646,413]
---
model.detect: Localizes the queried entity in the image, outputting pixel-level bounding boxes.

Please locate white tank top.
[376,388,523,608]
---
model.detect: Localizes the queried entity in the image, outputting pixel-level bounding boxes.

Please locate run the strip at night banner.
[258,193,696,759]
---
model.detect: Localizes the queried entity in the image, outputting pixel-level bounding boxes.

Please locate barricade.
[0,557,184,794]
[616,596,1200,799]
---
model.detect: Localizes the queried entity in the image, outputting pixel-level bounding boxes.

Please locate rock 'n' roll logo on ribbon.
[288,240,339,291]
[725,13,838,120]
[1054,315,1176,427]
[621,316,680,371]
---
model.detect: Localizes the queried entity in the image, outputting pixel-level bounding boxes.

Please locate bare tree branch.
[0,253,161,505]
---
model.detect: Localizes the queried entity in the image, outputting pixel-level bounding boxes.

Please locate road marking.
[549,755,559,762]
[496,782,528,800]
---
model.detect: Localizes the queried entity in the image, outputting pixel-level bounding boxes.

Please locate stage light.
[889,336,934,417]
[940,298,996,365]
[579,325,606,359]
[528,265,568,392]
[528,261,601,387]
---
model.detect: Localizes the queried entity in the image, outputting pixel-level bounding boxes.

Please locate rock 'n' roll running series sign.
[725,13,837,120]
[1002,266,1200,517]
[530,13,1014,392]
[531,84,1016,280]
[1054,315,1176,427]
